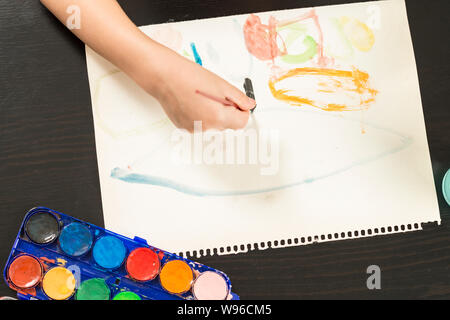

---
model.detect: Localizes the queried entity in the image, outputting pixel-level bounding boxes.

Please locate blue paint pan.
[59,222,93,257]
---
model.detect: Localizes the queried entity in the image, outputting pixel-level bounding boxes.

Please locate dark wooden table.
[0,0,449,299]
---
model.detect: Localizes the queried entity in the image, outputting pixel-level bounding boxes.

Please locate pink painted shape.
[243,14,286,61]
[243,9,332,67]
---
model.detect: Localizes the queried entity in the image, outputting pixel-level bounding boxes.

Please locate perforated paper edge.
[180,219,441,259]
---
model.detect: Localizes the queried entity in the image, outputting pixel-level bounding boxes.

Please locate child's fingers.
[222,106,250,130]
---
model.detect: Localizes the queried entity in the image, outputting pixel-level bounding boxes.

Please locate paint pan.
[42,266,76,300]
[24,211,60,245]
[7,254,43,290]
[59,222,93,257]
[75,278,110,300]
[159,260,193,294]
[126,247,160,282]
[113,291,141,300]
[192,271,229,300]
[92,235,127,269]
[4,207,238,300]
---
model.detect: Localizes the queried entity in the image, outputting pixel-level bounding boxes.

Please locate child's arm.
[40,0,255,131]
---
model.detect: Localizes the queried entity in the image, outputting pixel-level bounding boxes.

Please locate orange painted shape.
[269,67,378,111]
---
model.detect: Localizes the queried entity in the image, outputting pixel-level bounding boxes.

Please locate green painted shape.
[278,22,307,49]
[182,49,192,59]
[284,29,305,47]
[281,35,318,64]
[75,278,110,300]
[113,291,142,300]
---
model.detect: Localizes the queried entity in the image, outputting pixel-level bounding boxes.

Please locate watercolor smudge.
[148,26,183,51]
[339,17,375,52]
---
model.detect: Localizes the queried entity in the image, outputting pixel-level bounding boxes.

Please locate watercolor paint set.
[3,207,238,300]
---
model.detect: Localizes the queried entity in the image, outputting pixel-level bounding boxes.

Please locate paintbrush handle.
[195,90,239,108]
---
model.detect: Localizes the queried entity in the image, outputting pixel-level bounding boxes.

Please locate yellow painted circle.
[42,267,76,300]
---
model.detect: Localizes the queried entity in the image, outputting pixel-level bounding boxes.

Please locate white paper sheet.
[85,0,440,257]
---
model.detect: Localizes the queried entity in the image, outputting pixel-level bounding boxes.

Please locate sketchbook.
[85,0,440,257]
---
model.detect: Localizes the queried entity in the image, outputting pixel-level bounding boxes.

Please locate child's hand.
[136,47,255,132]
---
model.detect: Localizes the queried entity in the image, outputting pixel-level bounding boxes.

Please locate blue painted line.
[190,42,203,66]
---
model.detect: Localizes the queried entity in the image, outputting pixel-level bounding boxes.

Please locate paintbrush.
[243,78,260,130]
[195,80,259,129]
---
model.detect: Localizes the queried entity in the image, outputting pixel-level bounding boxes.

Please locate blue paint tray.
[3,207,239,300]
